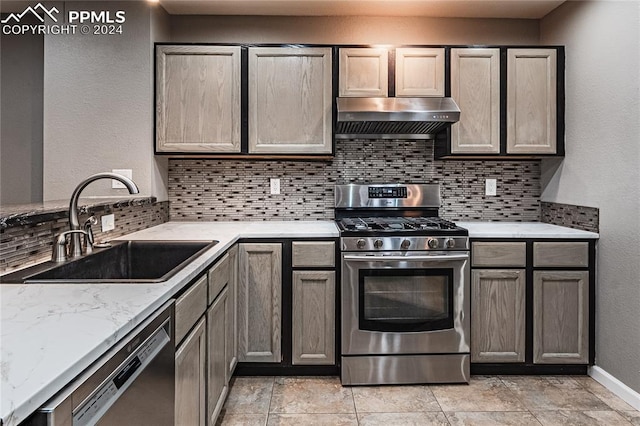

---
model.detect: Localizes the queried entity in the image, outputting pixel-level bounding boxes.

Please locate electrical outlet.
[270,178,281,195]
[101,214,115,232]
[485,179,497,196]
[112,169,132,189]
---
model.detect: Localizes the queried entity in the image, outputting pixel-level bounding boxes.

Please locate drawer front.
[472,242,527,267]
[533,242,589,267]
[208,253,230,304]
[175,274,208,344]
[292,241,335,268]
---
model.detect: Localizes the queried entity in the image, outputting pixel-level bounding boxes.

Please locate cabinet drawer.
[533,242,589,267]
[292,241,335,268]
[175,274,208,344]
[472,242,526,267]
[208,253,230,304]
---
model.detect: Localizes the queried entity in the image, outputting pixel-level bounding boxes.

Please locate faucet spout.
[68,172,139,257]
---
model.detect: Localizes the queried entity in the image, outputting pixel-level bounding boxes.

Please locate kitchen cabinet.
[470,238,594,375]
[226,244,239,377]
[237,243,282,362]
[507,48,558,154]
[175,318,206,426]
[248,47,333,154]
[156,45,241,153]
[339,47,389,97]
[207,285,229,424]
[395,48,445,97]
[450,48,501,154]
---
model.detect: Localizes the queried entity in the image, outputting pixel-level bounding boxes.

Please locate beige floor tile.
[445,411,542,425]
[500,376,610,411]
[357,412,450,426]
[217,413,267,426]
[572,376,636,411]
[431,376,527,412]
[269,376,355,414]
[532,410,633,425]
[620,410,640,425]
[223,376,275,414]
[266,413,358,425]
[352,385,441,413]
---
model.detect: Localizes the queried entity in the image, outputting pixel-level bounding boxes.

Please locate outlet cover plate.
[101,214,115,232]
[270,178,281,195]
[485,179,497,196]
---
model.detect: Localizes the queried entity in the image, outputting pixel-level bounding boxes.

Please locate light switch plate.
[112,169,132,189]
[270,178,281,195]
[101,214,115,232]
[485,179,497,196]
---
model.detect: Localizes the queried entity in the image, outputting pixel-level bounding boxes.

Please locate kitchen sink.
[1,240,218,284]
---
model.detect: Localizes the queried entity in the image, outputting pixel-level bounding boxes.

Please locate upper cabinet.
[450,48,501,154]
[156,45,241,153]
[506,48,558,154]
[395,48,445,97]
[339,48,388,97]
[248,47,333,154]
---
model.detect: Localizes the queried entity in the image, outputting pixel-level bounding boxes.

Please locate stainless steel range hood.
[335,97,460,140]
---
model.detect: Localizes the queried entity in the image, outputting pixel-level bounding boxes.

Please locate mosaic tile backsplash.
[541,201,599,233]
[169,140,541,222]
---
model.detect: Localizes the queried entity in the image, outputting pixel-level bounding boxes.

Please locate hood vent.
[335,97,460,140]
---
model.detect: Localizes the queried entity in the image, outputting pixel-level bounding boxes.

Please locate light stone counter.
[0,221,338,426]
[457,221,599,239]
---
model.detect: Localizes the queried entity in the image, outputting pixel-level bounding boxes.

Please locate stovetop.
[336,216,468,237]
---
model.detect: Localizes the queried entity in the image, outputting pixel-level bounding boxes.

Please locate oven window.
[359,269,454,332]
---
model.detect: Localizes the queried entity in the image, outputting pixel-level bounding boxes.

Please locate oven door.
[342,251,470,356]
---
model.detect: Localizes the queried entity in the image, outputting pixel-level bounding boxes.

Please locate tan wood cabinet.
[156,45,241,153]
[471,269,526,363]
[207,286,229,424]
[506,48,557,154]
[395,48,445,97]
[339,48,388,97]
[226,244,239,377]
[292,271,336,365]
[450,48,501,154]
[248,47,333,154]
[238,243,282,362]
[175,317,206,426]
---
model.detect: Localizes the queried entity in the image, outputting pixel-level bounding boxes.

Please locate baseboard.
[589,366,640,411]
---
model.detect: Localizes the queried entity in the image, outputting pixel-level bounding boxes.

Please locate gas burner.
[336,216,466,235]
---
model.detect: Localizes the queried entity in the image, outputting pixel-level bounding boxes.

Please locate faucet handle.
[52,230,89,263]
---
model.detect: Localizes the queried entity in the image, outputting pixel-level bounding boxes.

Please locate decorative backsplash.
[0,201,169,274]
[541,201,599,233]
[169,140,541,222]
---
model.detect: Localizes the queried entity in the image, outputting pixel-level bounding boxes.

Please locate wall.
[42,1,168,201]
[0,16,44,204]
[540,1,640,393]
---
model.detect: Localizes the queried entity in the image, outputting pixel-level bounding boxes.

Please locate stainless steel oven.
[336,184,470,385]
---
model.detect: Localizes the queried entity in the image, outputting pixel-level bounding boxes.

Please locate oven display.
[368,187,407,199]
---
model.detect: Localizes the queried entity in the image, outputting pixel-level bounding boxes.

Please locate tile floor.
[217,375,640,426]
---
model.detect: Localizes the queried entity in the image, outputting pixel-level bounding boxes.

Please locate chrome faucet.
[66,172,139,259]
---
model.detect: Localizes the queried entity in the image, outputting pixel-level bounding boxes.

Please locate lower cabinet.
[207,286,229,424]
[175,318,207,426]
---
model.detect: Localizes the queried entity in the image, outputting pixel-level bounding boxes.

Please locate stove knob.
[445,238,456,248]
[373,239,384,249]
[427,238,439,249]
[356,239,366,249]
[400,239,411,250]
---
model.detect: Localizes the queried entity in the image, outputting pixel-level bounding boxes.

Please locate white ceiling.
[158,0,566,19]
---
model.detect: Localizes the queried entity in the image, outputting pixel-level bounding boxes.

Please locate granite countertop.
[0,220,597,425]
[0,221,339,426]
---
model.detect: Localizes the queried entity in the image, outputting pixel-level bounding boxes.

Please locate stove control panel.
[368,186,407,199]
[341,236,469,251]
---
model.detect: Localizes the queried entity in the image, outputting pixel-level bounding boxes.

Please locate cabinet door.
[248,47,332,154]
[156,45,241,153]
[339,48,388,97]
[533,271,589,364]
[292,271,335,365]
[450,48,500,153]
[395,48,445,97]
[226,244,238,377]
[207,287,228,425]
[471,269,526,363]
[175,317,206,426]
[238,243,282,362]
[507,48,557,154]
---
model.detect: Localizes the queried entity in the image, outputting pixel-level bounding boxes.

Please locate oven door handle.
[343,254,469,262]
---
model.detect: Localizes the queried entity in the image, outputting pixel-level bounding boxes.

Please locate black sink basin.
[2,240,217,284]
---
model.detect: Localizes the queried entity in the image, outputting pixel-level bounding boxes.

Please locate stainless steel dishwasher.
[25,301,175,426]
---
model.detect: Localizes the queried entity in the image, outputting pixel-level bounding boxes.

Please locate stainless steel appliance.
[26,301,175,426]
[336,183,470,385]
